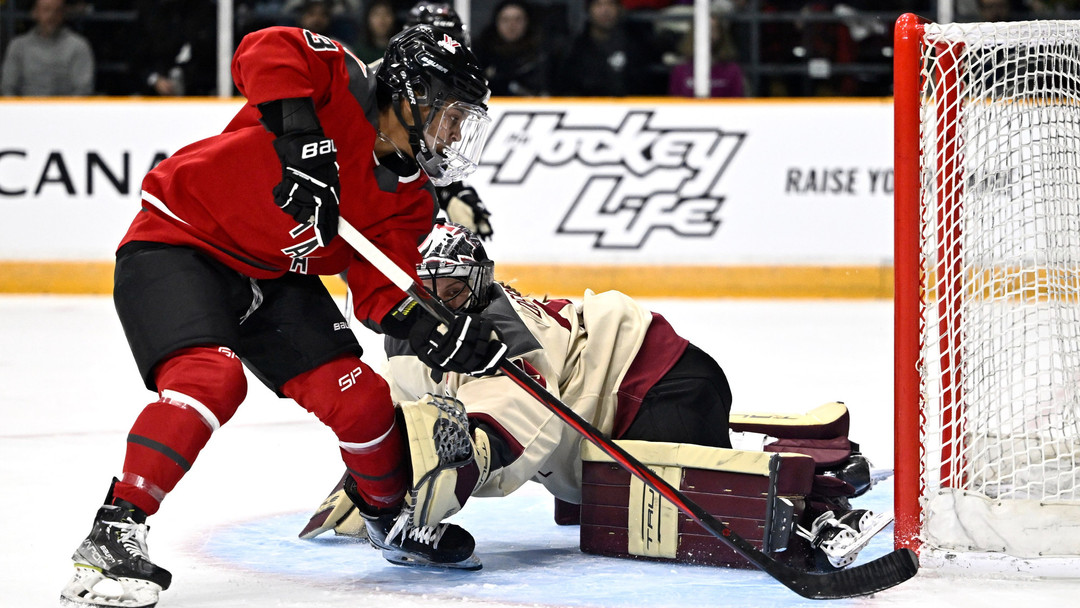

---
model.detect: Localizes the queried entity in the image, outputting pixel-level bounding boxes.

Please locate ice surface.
[4,295,1079,607]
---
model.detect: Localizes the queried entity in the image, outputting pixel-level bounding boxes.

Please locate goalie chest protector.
[579,440,817,569]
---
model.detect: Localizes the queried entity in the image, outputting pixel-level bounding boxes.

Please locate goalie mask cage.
[893,13,1080,574]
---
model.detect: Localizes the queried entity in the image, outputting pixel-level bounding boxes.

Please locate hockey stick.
[338,219,918,599]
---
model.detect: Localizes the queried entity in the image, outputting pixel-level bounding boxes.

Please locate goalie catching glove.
[259,97,340,247]
[437,182,493,240]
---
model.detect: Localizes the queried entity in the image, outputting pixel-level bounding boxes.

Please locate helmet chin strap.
[391,88,443,180]
[375,130,413,166]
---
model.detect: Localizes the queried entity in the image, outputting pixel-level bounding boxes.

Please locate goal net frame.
[893,12,1080,576]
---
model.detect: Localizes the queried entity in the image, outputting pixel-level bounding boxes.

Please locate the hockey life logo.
[483,111,743,248]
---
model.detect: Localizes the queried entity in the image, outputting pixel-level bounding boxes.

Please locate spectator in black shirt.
[474,0,551,96]
[553,0,662,96]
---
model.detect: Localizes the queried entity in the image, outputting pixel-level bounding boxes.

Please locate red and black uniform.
[111,27,434,516]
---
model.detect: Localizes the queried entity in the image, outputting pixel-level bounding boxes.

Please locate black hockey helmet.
[377,25,490,186]
[417,222,495,313]
[406,1,470,47]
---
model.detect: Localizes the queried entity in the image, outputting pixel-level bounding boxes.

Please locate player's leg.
[241,273,479,569]
[63,243,255,608]
[620,343,733,448]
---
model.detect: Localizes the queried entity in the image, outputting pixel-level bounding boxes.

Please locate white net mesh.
[916,20,1080,558]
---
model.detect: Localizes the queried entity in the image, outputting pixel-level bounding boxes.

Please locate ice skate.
[60,496,171,608]
[344,474,481,570]
[799,508,894,569]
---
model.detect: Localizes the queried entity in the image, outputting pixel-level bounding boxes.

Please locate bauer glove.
[260,97,341,247]
[437,182,493,240]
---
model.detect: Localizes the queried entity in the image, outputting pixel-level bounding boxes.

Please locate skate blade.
[59,565,162,608]
[381,548,483,571]
[825,510,895,569]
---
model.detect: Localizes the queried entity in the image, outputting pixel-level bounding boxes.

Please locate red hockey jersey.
[120,27,436,325]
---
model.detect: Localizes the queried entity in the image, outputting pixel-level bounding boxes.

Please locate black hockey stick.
[339,219,918,599]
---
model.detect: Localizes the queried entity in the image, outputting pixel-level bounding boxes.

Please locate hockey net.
[894,14,1080,574]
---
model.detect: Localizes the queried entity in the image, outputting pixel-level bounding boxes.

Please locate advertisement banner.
[0,98,894,295]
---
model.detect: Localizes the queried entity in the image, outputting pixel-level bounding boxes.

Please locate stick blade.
[783,548,919,600]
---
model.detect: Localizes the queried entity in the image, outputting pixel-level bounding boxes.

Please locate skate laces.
[384,507,449,549]
[107,519,151,560]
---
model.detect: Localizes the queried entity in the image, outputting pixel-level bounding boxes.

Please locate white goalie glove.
[299,394,494,539]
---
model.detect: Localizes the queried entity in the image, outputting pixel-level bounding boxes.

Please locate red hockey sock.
[113,346,247,515]
[283,355,407,508]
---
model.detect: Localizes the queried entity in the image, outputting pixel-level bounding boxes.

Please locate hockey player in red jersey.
[301,223,893,572]
[60,25,506,608]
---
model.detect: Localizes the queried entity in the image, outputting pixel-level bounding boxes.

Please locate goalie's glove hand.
[272,131,341,247]
[437,182,493,240]
[409,309,507,380]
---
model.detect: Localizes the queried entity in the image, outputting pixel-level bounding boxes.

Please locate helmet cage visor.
[417,257,494,312]
[418,99,490,187]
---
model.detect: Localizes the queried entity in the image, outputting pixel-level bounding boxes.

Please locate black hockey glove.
[260,97,340,247]
[437,182,493,240]
[408,309,507,380]
[271,132,340,247]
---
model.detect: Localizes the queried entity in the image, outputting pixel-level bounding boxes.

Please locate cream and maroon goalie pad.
[579,441,816,569]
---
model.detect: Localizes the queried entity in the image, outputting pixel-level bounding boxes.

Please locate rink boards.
[0,97,894,298]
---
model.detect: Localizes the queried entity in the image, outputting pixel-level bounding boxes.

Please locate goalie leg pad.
[579,440,818,569]
[298,471,367,540]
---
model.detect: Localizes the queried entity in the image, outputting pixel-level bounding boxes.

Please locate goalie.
[304,223,890,571]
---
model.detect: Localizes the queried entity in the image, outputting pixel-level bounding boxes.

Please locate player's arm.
[232,27,347,246]
[257,96,340,246]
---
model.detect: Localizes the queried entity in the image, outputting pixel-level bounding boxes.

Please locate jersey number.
[304,30,338,52]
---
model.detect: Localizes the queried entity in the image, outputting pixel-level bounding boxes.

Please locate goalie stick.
[338,218,918,599]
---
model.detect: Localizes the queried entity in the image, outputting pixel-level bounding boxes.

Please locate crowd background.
[1,0,1079,98]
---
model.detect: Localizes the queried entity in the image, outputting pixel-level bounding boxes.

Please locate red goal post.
[893,13,1080,573]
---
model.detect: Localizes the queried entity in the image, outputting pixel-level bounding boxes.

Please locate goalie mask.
[406,1,471,47]
[417,223,494,313]
[378,25,490,187]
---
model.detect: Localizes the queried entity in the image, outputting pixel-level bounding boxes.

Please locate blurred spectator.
[1,0,95,96]
[297,0,334,33]
[353,0,401,63]
[621,0,676,8]
[406,1,472,45]
[554,0,663,96]
[474,0,551,96]
[281,0,362,14]
[1029,0,1080,16]
[977,0,1018,20]
[132,0,218,96]
[667,11,745,97]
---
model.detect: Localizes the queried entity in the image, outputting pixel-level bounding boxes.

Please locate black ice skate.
[799,508,894,569]
[60,485,171,608]
[344,474,482,570]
